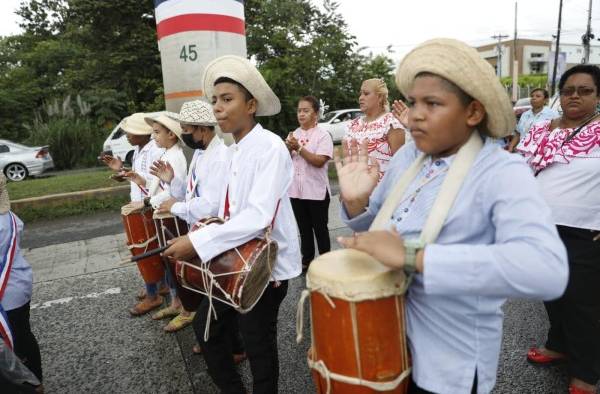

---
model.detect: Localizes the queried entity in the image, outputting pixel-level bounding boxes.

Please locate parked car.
[318,109,363,143]
[102,111,164,164]
[513,97,531,120]
[0,139,54,182]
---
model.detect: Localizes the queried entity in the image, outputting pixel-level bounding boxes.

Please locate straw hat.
[121,113,153,135]
[145,112,183,141]
[168,100,217,126]
[0,173,10,214]
[202,55,281,116]
[395,38,515,138]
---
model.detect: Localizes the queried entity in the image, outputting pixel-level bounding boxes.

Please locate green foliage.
[24,96,106,170]
[501,74,548,87]
[13,194,129,222]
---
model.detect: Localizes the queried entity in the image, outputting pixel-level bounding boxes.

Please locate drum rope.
[296,288,335,344]
[307,356,412,393]
[127,236,158,251]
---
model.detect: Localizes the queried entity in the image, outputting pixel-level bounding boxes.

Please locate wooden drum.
[121,202,164,284]
[302,249,411,394]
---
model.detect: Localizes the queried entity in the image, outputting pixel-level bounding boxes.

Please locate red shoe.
[526,347,566,365]
[569,384,597,394]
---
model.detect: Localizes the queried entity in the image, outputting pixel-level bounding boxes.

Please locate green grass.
[7,168,118,200]
[328,161,338,183]
[13,195,129,223]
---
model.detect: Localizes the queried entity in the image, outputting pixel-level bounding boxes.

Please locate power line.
[491,34,509,76]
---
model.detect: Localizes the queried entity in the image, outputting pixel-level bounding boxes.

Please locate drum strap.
[369,131,483,292]
[370,131,483,243]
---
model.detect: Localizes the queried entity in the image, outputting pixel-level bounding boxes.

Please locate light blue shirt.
[342,137,568,394]
[516,106,559,145]
[0,212,33,311]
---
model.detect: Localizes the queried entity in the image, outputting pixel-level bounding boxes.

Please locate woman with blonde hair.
[344,78,410,178]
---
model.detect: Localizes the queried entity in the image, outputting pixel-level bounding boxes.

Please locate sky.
[0,0,597,62]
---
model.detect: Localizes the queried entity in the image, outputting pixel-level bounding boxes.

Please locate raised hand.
[150,160,174,184]
[334,138,379,218]
[101,154,123,171]
[391,100,410,128]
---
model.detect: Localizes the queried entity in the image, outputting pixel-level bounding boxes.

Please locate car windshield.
[514,98,530,107]
[320,111,340,123]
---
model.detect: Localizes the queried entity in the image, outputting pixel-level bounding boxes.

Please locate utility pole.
[512,1,519,102]
[551,0,563,97]
[492,33,509,77]
[582,0,594,63]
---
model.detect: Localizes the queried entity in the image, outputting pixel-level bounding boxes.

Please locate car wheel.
[4,163,28,182]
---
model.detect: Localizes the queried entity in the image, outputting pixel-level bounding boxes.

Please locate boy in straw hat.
[0,173,43,391]
[335,38,568,393]
[151,100,246,359]
[164,55,301,393]
[101,113,167,315]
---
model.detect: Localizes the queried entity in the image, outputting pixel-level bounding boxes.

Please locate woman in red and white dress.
[344,78,410,178]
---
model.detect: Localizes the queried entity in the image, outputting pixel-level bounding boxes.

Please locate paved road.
[22,196,589,394]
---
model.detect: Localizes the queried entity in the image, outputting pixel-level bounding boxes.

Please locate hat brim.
[145,114,183,141]
[121,113,154,135]
[202,55,281,117]
[395,38,515,138]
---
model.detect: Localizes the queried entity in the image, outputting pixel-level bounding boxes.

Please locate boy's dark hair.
[416,72,474,106]
[558,64,600,96]
[214,77,254,101]
[530,88,549,99]
[191,125,215,132]
[299,95,320,113]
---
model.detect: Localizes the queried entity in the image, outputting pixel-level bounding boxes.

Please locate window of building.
[530,53,544,58]
[530,62,543,73]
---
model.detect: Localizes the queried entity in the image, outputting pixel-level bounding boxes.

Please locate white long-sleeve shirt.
[188,124,301,281]
[170,135,228,225]
[130,139,164,202]
[149,144,187,209]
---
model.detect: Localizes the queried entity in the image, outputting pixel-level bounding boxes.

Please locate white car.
[102,111,164,164]
[318,109,363,143]
[0,139,54,181]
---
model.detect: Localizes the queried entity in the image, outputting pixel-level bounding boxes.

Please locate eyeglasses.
[559,86,596,97]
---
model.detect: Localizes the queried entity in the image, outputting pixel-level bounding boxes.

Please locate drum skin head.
[306,249,407,301]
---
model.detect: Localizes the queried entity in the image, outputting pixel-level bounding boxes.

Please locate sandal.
[129,296,164,316]
[152,306,181,320]
[164,312,196,333]
[527,347,566,365]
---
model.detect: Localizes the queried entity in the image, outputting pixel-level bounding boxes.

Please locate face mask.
[182,133,205,150]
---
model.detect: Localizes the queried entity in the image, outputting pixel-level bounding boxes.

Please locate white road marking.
[31,287,122,310]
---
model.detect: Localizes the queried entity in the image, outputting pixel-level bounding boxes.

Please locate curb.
[11,185,130,211]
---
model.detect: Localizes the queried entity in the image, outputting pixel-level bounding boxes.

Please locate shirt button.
[435,160,441,166]
[404,208,409,213]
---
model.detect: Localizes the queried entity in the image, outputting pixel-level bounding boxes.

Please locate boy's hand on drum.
[391,100,409,127]
[157,197,176,214]
[334,138,379,218]
[164,235,196,261]
[338,229,406,269]
[150,160,174,184]
[101,154,123,171]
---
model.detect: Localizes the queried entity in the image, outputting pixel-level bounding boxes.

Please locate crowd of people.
[1,38,598,394]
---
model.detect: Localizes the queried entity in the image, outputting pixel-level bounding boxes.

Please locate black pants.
[408,371,478,394]
[290,194,330,265]
[544,225,600,384]
[6,302,43,382]
[194,281,288,394]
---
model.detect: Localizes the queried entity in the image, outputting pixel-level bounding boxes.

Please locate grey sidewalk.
[24,196,574,393]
